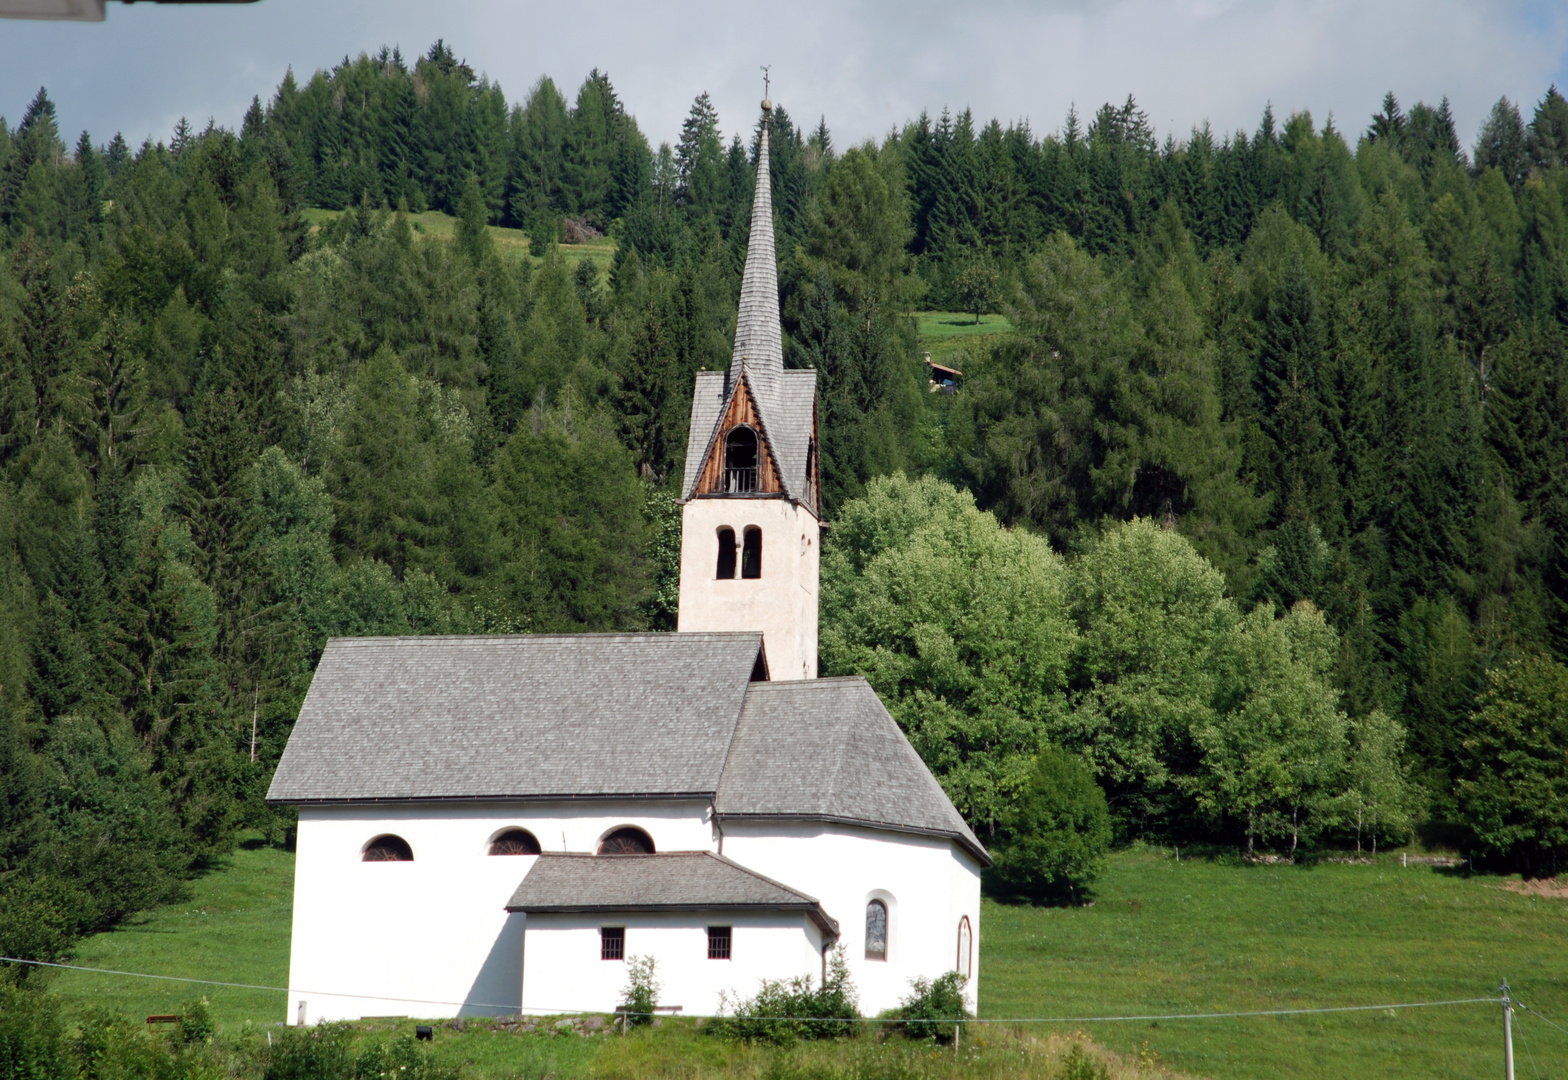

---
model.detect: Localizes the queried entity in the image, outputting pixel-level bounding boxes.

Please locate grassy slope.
[983,847,1568,1079]
[42,844,1568,1078]
[299,208,617,271]
[43,842,292,1028]
[913,311,1016,366]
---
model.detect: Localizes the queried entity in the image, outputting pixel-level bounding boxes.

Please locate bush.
[709,947,859,1044]
[988,744,1111,904]
[618,955,659,1027]
[888,971,969,1043]
[0,984,66,1080]
[177,999,214,1046]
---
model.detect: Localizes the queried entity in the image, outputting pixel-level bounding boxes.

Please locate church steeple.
[731,100,783,375]
[675,94,822,680]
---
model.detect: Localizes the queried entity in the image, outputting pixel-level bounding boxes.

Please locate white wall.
[521,911,826,1016]
[286,800,712,1024]
[285,802,980,1023]
[676,498,819,680]
[718,821,983,1014]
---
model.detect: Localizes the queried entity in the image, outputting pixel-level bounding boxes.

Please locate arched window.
[716,527,737,579]
[724,427,759,492]
[865,899,888,960]
[741,527,762,579]
[362,835,413,862]
[489,829,541,856]
[956,915,972,979]
[598,827,655,855]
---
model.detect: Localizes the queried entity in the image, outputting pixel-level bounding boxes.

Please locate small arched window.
[489,829,541,856]
[956,915,972,979]
[741,527,762,579]
[716,527,737,579]
[363,835,413,862]
[598,827,655,855]
[724,427,759,492]
[865,899,888,961]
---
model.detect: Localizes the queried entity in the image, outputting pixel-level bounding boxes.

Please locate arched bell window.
[865,899,888,961]
[741,527,762,579]
[362,835,413,862]
[598,827,655,855]
[956,915,972,979]
[716,527,737,579]
[724,427,759,493]
[488,828,541,855]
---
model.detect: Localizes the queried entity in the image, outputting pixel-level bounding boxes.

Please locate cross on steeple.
[761,65,771,102]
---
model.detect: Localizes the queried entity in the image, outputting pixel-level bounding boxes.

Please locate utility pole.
[1501,979,1515,1080]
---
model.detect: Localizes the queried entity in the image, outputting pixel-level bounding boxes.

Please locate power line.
[0,956,1505,1026]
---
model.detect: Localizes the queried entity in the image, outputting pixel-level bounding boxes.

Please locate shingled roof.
[717,679,987,862]
[505,852,839,936]
[680,107,818,508]
[266,635,987,864]
[266,633,763,802]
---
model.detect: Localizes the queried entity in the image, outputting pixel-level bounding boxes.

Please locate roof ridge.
[706,851,821,904]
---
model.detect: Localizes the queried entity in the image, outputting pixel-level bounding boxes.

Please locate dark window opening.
[601,926,625,961]
[750,648,769,682]
[708,925,732,960]
[957,915,972,979]
[716,527,737,579]
[598,827,655,855]
[741,527,762,579]
[488,829,541,856]
[363,835,413,862]
[724,427,759,492]
[865,899,888,960]
[804,440,818,507]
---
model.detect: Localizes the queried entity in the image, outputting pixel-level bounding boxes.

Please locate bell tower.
[676,96,820,680]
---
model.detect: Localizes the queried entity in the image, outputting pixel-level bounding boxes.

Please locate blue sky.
[3,0,1567,155]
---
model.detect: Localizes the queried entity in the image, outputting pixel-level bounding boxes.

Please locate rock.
[651,1018,663,1028]
[517,1023,536,1035]
[582,1017,604,1032]
[447,1019,466,1033]
[694,1018,706,1029]
[554,1019,577,1032]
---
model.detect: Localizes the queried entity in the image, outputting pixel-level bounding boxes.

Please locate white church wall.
[676,498,819,680]
[287,800,712,1024]
[717,821,983,1014]
[521,911,825,1016]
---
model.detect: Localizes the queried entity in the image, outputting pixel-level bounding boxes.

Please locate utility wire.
[1521,1002,1568,1040]
[0,957,1505,1025]
[1514,1009,1542,1080]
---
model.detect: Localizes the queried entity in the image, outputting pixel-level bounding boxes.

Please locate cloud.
[2,0,1565,155]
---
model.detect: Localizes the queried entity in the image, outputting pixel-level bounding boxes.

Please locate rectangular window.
[707,925,731,960]
[601,926,625,961]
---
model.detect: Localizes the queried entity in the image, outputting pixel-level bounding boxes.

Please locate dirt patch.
[1500,877,1568,898]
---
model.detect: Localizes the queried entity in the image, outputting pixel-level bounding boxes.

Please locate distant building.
[924,353,963,393]
[267,98,985,1026]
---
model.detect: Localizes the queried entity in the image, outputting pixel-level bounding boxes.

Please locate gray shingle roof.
[680,111,819,510]
[265,633,763,802]
[267,636,986,865]
[716,678,988,863]
[505,852,837,935]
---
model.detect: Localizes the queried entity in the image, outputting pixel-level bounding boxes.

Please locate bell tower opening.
[724,427,759,493]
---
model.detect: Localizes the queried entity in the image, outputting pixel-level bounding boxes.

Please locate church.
[266,98,985,1025]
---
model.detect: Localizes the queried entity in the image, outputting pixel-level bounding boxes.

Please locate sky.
[2,0,1568,155]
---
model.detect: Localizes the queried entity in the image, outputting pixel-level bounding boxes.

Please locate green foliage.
[989,744,1111,903]
[618,955,660,1027]
[888,971,969,1043]
[821,474,1074,833]
[1458,654,1568,873]
[710,947,858,1045]
[0,984,66,1080]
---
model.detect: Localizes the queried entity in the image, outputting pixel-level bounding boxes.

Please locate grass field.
[38,845,1568,1079]
[298,208,617,272]
[914,311,1016,366]
[984,847,1568,1079]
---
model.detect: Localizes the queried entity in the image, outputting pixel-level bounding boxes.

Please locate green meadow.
[299,207,617,271]
[37,844,1568,1079]
[913,311,1016,366]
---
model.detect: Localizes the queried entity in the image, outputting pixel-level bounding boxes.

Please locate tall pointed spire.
[731,101,783,374]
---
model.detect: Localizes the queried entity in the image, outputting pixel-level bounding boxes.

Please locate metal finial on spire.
[761,65,772,112]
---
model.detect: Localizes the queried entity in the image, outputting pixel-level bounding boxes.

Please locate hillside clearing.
[298,207,617,271]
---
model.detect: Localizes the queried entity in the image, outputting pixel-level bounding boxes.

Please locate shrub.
[176,1000,215,1046]
[618,955,659,1026]
[709,947,859,1044]
[988,744,1111,904]
[888,971,969,1043]
[0,984,66,1080]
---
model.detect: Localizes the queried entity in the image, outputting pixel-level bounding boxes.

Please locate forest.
[0,39,1566,968]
